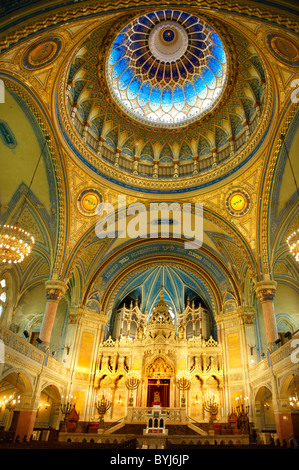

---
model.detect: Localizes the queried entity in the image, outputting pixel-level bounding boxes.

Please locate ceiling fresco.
[0,0,298,332]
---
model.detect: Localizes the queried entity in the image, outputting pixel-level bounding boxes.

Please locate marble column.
[254,280,278,348]
[38,280,68,350]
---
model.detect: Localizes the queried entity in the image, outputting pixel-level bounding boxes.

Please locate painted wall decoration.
[225,188,251,217]
[267,34,299,66]
[77,188,102,216]
[22,37,63,70]
[0,120,17,149]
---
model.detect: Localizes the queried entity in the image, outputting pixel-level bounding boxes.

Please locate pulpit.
[66,408,80,433]
[143,405,168,436]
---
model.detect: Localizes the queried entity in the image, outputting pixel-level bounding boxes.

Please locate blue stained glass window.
[184,82,196,100]
[184,83,196,106]
[113,57,129,78]
[210,32,222,47]
[119,68,134,89]
[162,87,173,112]
[194,76,206,94]
[150,86,161,102]
[207,57,222,77]
[149,87,162,111]
[127,76,142,99]
[138,82,151,106]
[201,68,216,89]
[109,45,126,65]
[107,10,227,126]
[112,33,128,50]
[211,45,226,63]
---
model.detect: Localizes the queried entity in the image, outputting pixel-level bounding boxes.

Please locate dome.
[106,10,227,128]
[63,10,267,184]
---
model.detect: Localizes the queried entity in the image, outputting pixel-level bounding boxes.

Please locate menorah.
[60,399,76,432]
[176,372,191,407]
[236,402,250,434]
[125,371,140,406]
[203,391,219,427]
[95,392,112,428]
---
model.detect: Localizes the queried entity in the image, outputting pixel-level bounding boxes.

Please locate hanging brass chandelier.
[0,137,49,265]
[286,228,299,263]
[0,224,34,264]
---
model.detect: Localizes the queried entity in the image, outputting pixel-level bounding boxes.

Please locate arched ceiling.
[63,10,267,184]
[0,0,298,313]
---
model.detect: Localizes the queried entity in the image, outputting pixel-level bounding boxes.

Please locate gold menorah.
[203,391,219,426]
[60,398,76,432]
[95,392,112,427]
[125,371,140,406]
[176,372,191,407]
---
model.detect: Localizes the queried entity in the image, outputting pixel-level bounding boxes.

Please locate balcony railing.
[0,325,69,378]
[249,333,299,381]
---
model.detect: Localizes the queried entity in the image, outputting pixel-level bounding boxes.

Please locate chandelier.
[0,137,49,265]
[0,224,34,264]
[281,134,299,262]
[286,229,299,262]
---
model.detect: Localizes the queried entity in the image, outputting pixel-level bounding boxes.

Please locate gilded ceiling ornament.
[105,10,228,128]
[77,188,102,216]
[266,34,299,66]
[21,37,63,70]
[225,188,251,217]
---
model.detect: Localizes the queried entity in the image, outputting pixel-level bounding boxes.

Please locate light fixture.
[5,372,21,411]
[0,224,34,264]
[286,229,299,262]
[281,134,299,262]
[0,137,50,265]
[289,374,299,409]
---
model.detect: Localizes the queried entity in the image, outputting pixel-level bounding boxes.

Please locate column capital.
[45,279,68,302]
[254,280,277,302]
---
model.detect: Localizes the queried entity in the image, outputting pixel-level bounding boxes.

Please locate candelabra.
[236,399,250,434]
[203,391,219,427]
[60,396,76,432]
[125,371,140,406]
[3,394,20,412]
[95,392,112,428]
[176,372,191,407]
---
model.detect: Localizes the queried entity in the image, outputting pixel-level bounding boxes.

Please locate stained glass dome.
[106,10,228,128]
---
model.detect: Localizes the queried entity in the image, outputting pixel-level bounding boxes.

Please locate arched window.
[0,278,6,318]
[186,320,193,339]
[195,319,201,337]
[129,321,137,339]
[122,320,127,336]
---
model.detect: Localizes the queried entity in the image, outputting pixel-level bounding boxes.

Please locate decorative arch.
[0,75,67,281]
[145,355,175,378]
[0,368,33,395]
[89,251,223,322]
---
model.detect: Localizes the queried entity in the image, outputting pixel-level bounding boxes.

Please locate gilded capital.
[45,279,68,302]
[254,280,277,303]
